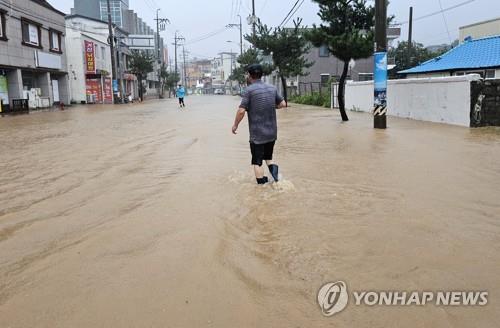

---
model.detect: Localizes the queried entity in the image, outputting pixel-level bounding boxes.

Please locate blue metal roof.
[399,35,500,74]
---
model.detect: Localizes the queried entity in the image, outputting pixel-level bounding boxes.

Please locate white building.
[211,52,238,87]
[65,16,113,104]
[65,15,138,104]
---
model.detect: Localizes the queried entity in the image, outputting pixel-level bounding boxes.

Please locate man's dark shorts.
[250,141,275,166]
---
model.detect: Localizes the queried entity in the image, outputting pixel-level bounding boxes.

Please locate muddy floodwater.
[0,96,499,327]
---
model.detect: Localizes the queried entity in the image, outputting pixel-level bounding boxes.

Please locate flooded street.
[0,95,499,327]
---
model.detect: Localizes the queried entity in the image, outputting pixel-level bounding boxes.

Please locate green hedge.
[290,92,330,108]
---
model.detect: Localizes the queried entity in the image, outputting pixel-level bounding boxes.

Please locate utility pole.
[106,0,117,103]
[374,0,388,129]
[407,6,413,68]
[174,32,178,77]
[238,15,243,56]
[227,15,243,56]
[154,9,170,98]
[252,0,256,37]
[173,32,185,82]
[230,49,234,95]
[182,46,188,89]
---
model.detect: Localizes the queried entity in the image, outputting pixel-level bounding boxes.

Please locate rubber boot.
[256,177,269,185]
[268,164,279,182]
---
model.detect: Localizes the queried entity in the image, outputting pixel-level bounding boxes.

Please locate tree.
[128,51,154,101]
[159,63,168,98]
[246,19,313,104]
[229,48,273,85]
[307,0,375,121]
[164,72,180,98]
[390,41,440,73]
[159,63,179,98]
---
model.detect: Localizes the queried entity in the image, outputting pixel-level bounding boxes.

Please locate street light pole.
[407,6,413,68]
[374,0,388,129]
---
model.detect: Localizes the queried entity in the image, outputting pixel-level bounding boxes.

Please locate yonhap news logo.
[317,281,349,316]
[317,281,488,317]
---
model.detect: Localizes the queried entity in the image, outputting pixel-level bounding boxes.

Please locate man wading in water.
[232,64,287,184]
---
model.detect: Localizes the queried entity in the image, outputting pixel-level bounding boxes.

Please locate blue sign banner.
[374,52,388,109]
[113,80,119,92]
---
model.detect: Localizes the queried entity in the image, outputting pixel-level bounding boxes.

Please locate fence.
[287,82,339,109]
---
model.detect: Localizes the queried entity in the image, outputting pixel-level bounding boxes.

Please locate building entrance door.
[52,79,60,103]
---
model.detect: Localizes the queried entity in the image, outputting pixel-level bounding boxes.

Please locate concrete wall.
[36,72,52,101]
[409,69,500,79]
[345,75,482,127]
[57,74,70,105]
[6,69,23,100]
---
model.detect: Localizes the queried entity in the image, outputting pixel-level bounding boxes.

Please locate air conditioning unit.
[86,94,96,104]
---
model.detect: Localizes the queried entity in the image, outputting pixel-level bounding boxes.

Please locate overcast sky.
[48,0,500,60]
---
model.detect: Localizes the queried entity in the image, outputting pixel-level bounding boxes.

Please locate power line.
[259,0,270,15]
[233,0,242,21]
[243,0,252,14]
[189,52,213,59]
[279,0,301,28]
[234,0,243,17]
[438,0,453,43]
[186,28,226,43]
[229,0,235,23]
[141,0,155,13]
[148,0,160,8]
[184,27,229,45]
[282,0,305,27]
[398,0,478,25]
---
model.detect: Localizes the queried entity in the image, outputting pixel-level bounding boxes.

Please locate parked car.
[214,89,224,95]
